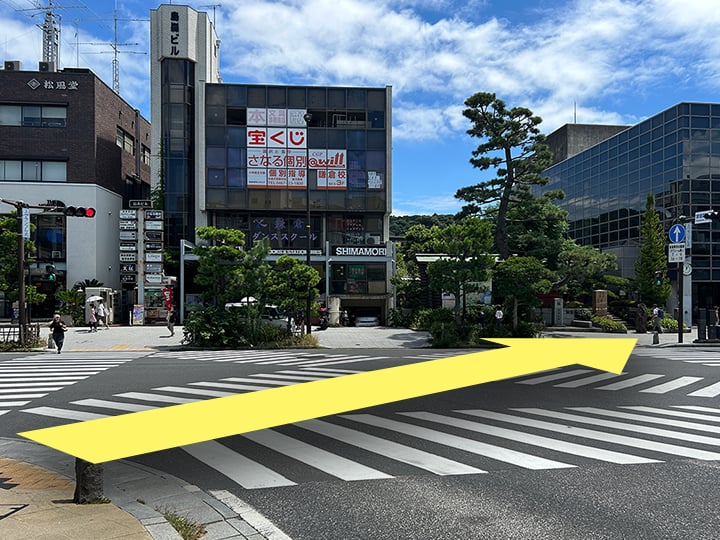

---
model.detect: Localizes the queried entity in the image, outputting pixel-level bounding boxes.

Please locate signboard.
[145,209,163,220]
[695,210,712,225]
[119,253,137,262]
[145,263,163,273]
[120,274,137,284]
[145,220,163,230]
[145,252,163,262]
[119,231,137,241]
[22,207,30,239]
[120,263,137,273]
[120,220,137,230]
[144,231,163,241]
[145,242,162,251]
[668,224,686,243]
[129,200,152,208]
[119,209,137,219]
[668,243,686,263]
[145,273,163,283]
[332,245,388,257]
[119,242,138,252]
[132,304,144,325]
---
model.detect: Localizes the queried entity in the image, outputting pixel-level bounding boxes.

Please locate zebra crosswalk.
[631,348,720,367]
[0,352,134,414]
[149,349,454,368]
[18,365,720,490]
[511,366,720,398]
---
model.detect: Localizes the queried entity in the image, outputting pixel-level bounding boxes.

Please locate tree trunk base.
[73,458,104,503]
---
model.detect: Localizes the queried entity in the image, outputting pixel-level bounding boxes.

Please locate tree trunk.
[513,297,519,331]
[73,458,104,503]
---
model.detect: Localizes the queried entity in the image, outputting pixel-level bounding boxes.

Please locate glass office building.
[541,102,720,316]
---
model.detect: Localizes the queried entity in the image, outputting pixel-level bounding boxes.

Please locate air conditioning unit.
[51,251,61,259]
[39,61,55,72]
[4,60,21,71]
[366,234,381,245]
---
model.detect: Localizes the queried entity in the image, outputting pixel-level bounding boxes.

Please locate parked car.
[354,315,380,327]
[225,302,287,329]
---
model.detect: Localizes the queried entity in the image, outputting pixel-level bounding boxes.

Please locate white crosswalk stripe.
[0,354,133,409]
[20,394,720,489]
[149,349,450,368]
[512,365,720,398]
[630,348,720,367]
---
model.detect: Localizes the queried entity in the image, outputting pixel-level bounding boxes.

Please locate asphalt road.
[3,345,720,539]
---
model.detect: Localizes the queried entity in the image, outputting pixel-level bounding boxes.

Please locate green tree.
[389,214,456,236]
[265,255,321,330]
[0,213,38,305]
[493,256,553,331]
[455,92,552,260]
[553,240,617,293]
[505,189,569,267]
[193,226,270,307]
[635,193,671,305]
[426,218,494,327]
[56,288,86,324]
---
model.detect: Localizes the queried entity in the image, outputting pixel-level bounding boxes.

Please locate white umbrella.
[86,295,103,303]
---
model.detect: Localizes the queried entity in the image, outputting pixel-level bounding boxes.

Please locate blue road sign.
[669,224,686,243]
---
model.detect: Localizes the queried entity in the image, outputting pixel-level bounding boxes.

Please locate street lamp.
[304,112,313,336]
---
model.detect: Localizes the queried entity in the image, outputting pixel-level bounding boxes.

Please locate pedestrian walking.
[494,306,504,327]
[652,304,664,333]
[166,308,175,337]
[96,299,109,329]
[49,314,67,354]
[88,303,98,332]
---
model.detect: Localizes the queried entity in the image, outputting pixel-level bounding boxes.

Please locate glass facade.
[540,102,720,309]
[161,59,195,247]
[204,83,390,253]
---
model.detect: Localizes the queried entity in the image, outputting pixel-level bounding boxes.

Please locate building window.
[141,145,151,166]
[116,127,135,155]
[0,160,66,182]
[0,104,66,127]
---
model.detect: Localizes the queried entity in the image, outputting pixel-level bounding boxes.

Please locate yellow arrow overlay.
[19,338,635,463]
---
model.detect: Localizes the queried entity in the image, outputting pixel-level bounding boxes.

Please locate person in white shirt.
[96,299,109,329]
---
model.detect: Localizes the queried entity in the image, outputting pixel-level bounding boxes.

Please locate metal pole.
[304,112,313,336]
[17,208,27,344]
[180,240,186,325]
[678,260,684,343]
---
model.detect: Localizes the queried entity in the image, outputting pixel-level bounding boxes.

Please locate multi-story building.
[150,5,394,322]
[541,103,720,322]
[0,61,151,319]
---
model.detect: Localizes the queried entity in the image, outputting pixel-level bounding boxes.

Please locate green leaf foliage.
[455,92,552,259]
[635,193,671,305]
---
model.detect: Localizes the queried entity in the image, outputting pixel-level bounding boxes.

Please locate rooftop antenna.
[574,101,577,124]
[201,4,222,28]
[76,1,148,94]
[15,0,83,66]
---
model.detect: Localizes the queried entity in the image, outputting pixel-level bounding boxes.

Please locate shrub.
[591,315,627,333]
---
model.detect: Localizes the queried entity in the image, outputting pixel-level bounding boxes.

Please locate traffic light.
[705,210,720,221]
[64,206,96,218]
[45,264,56,282]
[654,269,662,286]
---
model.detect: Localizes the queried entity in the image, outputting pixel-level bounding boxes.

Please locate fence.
[0,323,41,344]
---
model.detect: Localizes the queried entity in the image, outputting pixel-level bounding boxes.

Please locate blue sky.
[2,0,720,215]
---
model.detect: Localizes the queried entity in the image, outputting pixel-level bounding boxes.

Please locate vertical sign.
[21,207,30,239]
